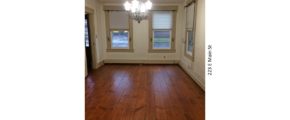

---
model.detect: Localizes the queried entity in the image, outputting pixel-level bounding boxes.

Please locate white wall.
[99,4,184,62]
[179,0,205,90]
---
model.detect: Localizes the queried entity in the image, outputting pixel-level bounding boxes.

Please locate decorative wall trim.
[178,61,205,91]
[104,59,179,64]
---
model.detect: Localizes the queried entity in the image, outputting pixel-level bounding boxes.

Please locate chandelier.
[123,0,152,23]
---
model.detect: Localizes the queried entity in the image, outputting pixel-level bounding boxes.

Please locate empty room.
[85,0,205,119]
[3,0,290,120]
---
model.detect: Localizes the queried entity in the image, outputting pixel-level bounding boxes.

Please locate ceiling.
[98,0,185,4]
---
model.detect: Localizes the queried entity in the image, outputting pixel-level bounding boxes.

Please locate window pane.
[111,31,129,48]
[153,31,171,49]
[85,18,90,47]
[186,31,193,55]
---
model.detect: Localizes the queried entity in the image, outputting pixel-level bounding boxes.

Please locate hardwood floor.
[86,64,205,120]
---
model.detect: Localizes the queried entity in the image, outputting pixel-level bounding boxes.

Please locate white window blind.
[152,11,172,29]
[186,3,194,29]
[109,11,129,29]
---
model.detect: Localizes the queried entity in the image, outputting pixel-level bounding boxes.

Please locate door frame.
[85,6,97,69]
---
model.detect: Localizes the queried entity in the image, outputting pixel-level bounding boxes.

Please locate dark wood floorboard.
[86,64,205,120]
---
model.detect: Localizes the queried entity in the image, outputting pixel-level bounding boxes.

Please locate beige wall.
[179,0,205,90]
[99,4,184,62]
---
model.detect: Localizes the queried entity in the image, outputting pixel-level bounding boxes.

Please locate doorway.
[85,14,93,71]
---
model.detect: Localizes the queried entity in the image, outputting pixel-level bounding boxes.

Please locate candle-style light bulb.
[145,0,152,9]
[124,1,131,11]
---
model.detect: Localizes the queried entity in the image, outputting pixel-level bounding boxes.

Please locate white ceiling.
[98,0,185,4]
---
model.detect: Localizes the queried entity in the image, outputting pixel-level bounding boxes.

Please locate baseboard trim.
[178,62,205,91]
[103,59,179,64]
[94,60,104,69]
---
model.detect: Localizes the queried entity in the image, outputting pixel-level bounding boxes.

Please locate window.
[153,30,171,49]
[152,11,172,49]
[85,17,90,47]
[111,30,129,48]
[149,10,176,52]
[184,1,196,59]
[105,10,133,52]
[186,30,193,55]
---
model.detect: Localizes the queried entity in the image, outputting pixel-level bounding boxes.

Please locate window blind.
[186,3,194,29]
[109,11,129,29]
[152,11,172,29]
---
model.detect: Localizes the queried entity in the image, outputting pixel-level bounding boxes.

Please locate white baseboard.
[94,60,104,69]
[103,59,179,64]
[178,62,205,91]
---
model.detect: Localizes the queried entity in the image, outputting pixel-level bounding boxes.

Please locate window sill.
[106,49,134,52]
[148,49,176,53]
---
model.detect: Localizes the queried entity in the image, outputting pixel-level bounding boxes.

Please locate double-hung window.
[105,10,133,52]
[149,10,176,52]
[184,1,196,59]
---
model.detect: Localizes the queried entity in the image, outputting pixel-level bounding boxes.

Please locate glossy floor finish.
[86,64,205,120]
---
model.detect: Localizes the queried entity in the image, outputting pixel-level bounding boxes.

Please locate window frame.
[184,1,197,61]
[105,8,133,52]
[148,9,177,53]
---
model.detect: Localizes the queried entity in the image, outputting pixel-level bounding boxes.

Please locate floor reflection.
[112,71,131,96]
